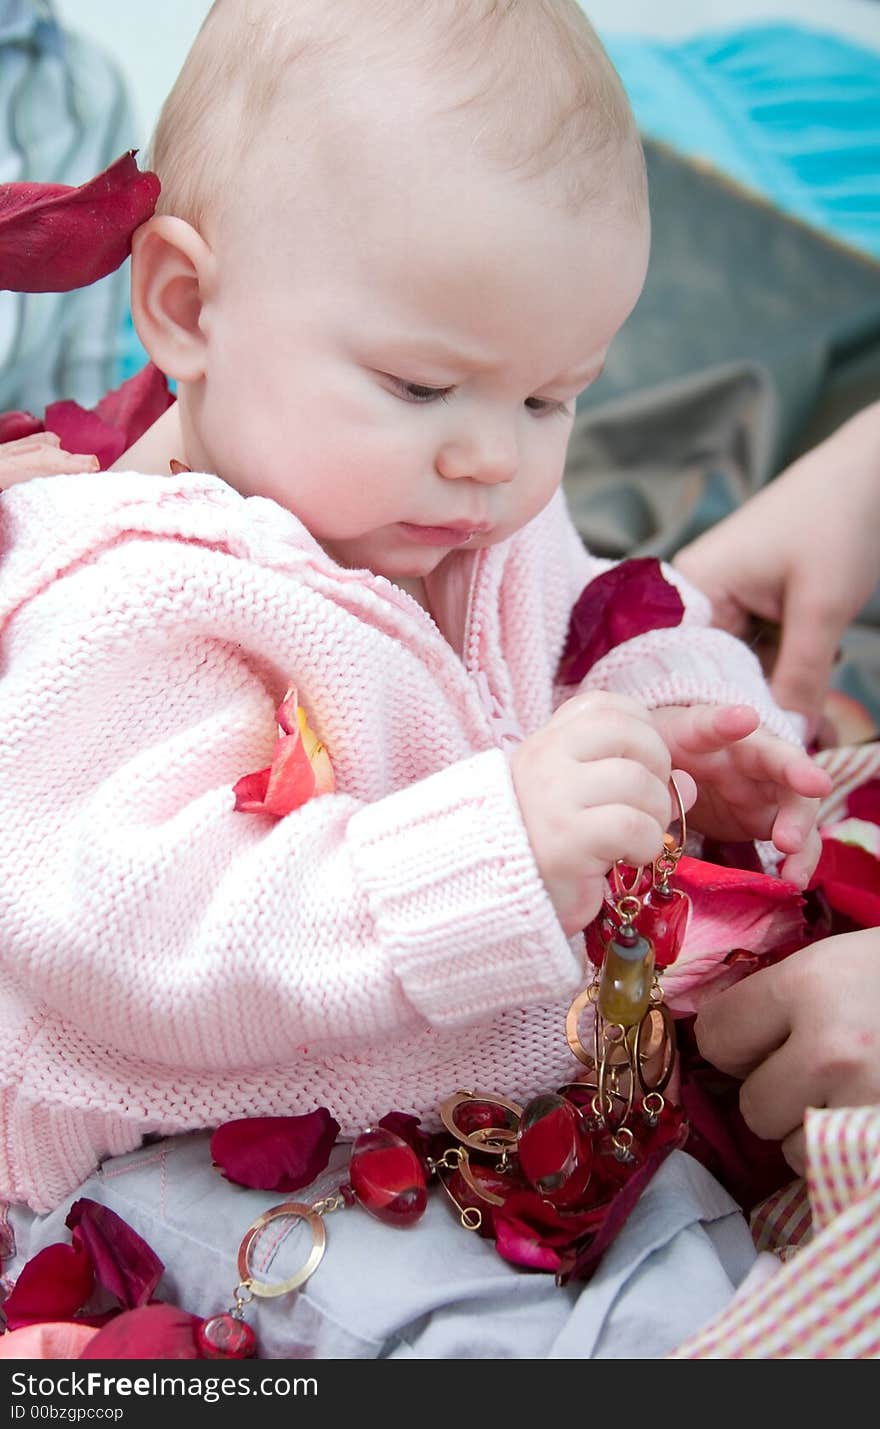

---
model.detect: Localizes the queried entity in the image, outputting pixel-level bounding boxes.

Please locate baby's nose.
[435,430,517,484]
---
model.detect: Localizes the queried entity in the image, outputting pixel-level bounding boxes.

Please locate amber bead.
[597,926,655,1027]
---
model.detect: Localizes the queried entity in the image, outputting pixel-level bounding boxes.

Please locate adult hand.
[0,431,99,487]
[694,928,880,1175]
[673,401,880,729]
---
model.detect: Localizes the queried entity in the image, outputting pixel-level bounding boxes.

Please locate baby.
[0,0,829,1356]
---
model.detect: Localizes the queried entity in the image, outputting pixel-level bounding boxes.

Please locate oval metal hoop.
[634,1002,676,1095]
[237,1200,326,1297]
[565,986,596,1067]
[666,774,687,858]
[438,1090,523,1154]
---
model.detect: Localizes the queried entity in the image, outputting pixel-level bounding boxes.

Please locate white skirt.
[6,1132,757,1359]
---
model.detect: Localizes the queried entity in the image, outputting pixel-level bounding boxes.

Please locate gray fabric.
[8,1134,755,1360]
[563,141,880,723]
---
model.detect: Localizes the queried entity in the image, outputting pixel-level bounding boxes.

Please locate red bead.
[349,1127,428,1227]
[584,905,619,967]
[638,887,690,968]
[196,1313,257,1359]
[517,1093,593,1208]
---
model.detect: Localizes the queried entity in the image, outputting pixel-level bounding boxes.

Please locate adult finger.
[770,586,842,723]
[780,1126,806,1177]
[736,1032,821,1142]
[694,962,793,1079]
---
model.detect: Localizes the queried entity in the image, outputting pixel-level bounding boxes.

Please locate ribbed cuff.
[581,627,804,745]
[348,749,580,1026]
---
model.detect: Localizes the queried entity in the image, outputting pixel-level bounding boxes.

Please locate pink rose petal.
[661,856,806,1014]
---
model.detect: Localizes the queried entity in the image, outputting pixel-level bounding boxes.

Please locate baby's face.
[187,128,648,586]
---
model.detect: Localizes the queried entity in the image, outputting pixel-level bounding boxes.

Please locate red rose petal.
[211,1109,341,1192]
[846,778,880,826]
[65,1200,163,1310]
[558,558,685,685]
[809,838,880,926]
[45,363,174,471]
[0,411,44,443]
[2,1241,95,1330]
[79,1303,202,1360]
[0,151,160,294]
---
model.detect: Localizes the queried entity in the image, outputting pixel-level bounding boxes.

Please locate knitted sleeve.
[0,533,578,1075]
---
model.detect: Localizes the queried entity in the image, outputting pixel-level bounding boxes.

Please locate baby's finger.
[733,737,832,797]
[574,759,670,829]
[577,805,668,871]
[670,768,696,816]
[552,689,655,731]
[657,703,759,756]
[777,825,822,890]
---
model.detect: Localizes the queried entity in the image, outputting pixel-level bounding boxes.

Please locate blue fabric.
[603,24,880,260]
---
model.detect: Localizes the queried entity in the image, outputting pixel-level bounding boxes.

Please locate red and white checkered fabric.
[670,1105,880,1357]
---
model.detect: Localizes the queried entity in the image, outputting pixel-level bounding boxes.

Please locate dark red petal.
[45,363,174,471]
[0,151,160,294]
[232,766,272,811]
[377,1111,444,1170]
[557,558,685,685]
[210,1109,341,1192]
[677,1024,792,1212]
[558,1112,689,1284]
[65,1199,163,1311]
[2,1241,95,1330]
[0,411,44,442]
[79,1303,201,1360]
[809,839,880,926]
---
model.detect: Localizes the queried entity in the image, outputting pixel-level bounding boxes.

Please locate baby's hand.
[511,691,695,936]
[651,704,832,887]
[0,432,99,487]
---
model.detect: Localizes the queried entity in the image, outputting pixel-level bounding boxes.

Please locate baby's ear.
[129,216,214,382]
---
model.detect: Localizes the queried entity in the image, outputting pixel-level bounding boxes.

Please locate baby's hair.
[150,0,645,230]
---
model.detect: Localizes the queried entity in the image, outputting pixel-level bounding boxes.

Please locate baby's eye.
[386,375,454,404]
[524,396,571,418]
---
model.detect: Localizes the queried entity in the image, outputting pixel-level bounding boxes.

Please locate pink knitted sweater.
[0,471,799,1212]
